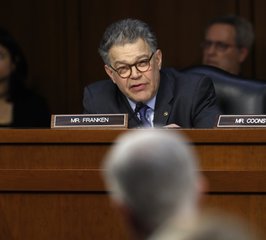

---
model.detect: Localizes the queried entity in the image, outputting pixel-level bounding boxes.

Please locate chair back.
[181,65,266,114]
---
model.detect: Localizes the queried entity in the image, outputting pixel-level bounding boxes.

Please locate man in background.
[202,15,254,75]
[102,129,206,240]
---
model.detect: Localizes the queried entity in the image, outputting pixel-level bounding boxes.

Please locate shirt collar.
[127,96,156,111]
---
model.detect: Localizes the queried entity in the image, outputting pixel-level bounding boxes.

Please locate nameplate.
[217,115,266,128]
[51,114,128,128]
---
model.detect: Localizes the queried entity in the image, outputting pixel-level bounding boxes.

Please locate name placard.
[51,114,128,129]
[217,115,266,128]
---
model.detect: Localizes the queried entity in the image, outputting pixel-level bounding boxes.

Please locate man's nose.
[130,66,142,79]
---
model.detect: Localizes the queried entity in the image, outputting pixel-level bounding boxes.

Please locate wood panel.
[0,129,265,239]
[0,169,265,193]
[0,193,128,240]
[206,195,266,238]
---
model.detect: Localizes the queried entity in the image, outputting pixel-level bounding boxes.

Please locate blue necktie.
[135,102,152,127]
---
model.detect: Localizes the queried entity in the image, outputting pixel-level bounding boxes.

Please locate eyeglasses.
[110,52,155,79]
[201,40,238,52]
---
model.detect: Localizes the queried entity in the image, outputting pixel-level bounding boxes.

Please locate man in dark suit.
[83,18,220,128]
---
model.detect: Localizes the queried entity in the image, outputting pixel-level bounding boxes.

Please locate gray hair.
[99,18,158,65]
[102,129,200,232]
[206,15,254,49]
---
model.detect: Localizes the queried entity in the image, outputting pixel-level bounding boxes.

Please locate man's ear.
[197,174,209,207]
[155,49,162,70]
[198,174,209,194]
[239,47,249,63]
[104,65,116,84]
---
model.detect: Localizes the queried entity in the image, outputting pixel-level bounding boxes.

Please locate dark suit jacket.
[83,68,221,128]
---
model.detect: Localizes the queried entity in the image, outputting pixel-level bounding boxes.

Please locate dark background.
[0,0,265,114]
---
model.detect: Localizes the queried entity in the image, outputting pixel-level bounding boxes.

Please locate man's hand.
[163,124,180,128]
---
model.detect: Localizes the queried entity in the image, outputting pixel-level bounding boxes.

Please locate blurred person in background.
[202,15,254,75]
[0,27,50,128]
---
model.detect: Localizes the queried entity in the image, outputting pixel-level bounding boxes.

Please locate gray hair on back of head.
[102,129,200,231]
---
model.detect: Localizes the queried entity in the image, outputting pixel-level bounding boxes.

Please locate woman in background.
[0,27,50,127]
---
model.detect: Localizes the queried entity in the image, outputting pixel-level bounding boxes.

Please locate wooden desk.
[0,129,265,239]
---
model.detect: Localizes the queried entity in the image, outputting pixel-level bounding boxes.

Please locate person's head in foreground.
[102,129,205,240]
[202,15,254,75]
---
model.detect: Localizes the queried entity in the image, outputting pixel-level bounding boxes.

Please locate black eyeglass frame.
[201,40,240,52]
[109,52,155,79]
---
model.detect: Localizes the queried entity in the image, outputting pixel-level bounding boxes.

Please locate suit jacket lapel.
[154,70,174,127]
